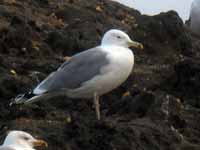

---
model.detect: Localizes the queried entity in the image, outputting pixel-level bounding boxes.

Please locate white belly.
[67,47,134,98]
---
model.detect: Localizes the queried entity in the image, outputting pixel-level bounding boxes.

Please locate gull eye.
[22,136,30,141]
[117,36,121,39]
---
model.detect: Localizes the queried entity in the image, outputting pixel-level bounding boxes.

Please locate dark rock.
[174,58,200,107]
[108,92,155,118]
[10,15,27,26]
[35,0,49,6]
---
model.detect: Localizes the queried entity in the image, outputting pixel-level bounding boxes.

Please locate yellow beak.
[33,139,48,148]
[128,40,144,49]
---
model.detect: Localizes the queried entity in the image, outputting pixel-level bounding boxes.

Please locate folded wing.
[33,47,109,95]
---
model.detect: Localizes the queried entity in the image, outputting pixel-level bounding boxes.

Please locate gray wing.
[0,146,16,150]
[33,47,109,94]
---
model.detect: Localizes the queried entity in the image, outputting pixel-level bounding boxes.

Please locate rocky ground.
[0,0,200,150]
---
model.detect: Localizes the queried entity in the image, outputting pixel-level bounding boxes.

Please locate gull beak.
[128,40,144,50]
[33,139,48,148]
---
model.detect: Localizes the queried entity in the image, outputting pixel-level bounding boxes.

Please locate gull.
[0,130,47,150]
[190,0,200,36]
[11,29,143,120]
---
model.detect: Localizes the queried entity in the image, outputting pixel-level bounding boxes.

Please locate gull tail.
[10,91,41,106]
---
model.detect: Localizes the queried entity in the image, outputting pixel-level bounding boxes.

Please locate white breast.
[68,46,134,98]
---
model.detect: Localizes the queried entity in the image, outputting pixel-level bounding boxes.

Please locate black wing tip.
[9,94,26,106]
[9,91,35,106]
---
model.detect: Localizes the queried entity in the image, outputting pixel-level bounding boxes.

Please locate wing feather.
[33,47,109,95]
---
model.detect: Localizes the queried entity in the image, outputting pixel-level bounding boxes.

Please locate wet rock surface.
[0,0,200,150]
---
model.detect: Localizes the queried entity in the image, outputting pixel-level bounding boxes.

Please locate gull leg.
[94,92,100,120]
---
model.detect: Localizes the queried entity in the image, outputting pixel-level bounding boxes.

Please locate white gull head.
[2,130,47,150]
[101,29,143,49]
